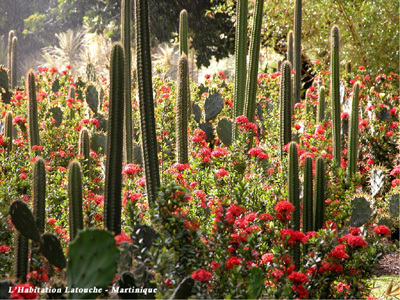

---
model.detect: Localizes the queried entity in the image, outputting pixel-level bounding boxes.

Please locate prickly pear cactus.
[389,194,400,219]
[9,200,41,242]
[170,276,194,299]
[350,195,372,227]
[217,118,232,146]
[199,122,214,142]
[85,84,99,113]
[51,79,60,93]
[40,233,66,269]
[46,107,63,127]
[192,103,202,124]
[66,229,119,299]
[91,132,106,155]
[204,93,223,122]
[118,241,134,273]
[369,166,387,197]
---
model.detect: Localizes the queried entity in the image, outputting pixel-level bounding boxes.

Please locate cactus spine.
[303,156,313,233]
[314,156,325,230]
[68,161,84,241]
[293,0,302,103]
[176,55,189,164]
[244,0,265,124]
[330,25,341,166]
[134,0,160,206]
[4,111,13,152]
[280,61,292,159]
[348,82,360,179]
[288,142,300,270]
[122,0,133,164]
[179,9,189,56]
[104,44,125,235]
[232,0,248,141]
[317,86,325,123]
[33,157,46,234]
[78,127,91,176]
[27,70,40,150]
[10,36,18,89]
[287,30,294,65]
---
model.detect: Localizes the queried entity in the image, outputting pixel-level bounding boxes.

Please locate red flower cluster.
[274,201,294,222]
[247,147,268,160]
[288,271,309,284]
[9,284,38,299]
[225,256,242,269]
[329,244,349,260]
[215,168,229,179]
[191,269,212,282]
[341,234,368,248]
[280,229,306,245]
[0,244,11,253]
[114,232,132,246]
[373,225,391,236]
[261,253,274,264]
[122,164,142,175]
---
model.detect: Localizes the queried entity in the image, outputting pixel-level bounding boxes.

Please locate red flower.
[261,253,274,264]
[114,232,132,246]
[274,201,294,222]
[329,244,349,260]
[0,244,11,253]
[191,269,212,282]
[288,271,309,284]
[373,225,391,236]
[225,256,242,269]
[234,115,248,124]
[215,168,229,179]
[10,284,38,299]
[349,227,361,236]
[342,234,367,248]
[280,229,306,245]
[47,218,57,226]
[122,164,142,175]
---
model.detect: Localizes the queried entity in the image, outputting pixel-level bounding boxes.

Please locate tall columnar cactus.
[348,82,360,179]
[330,25,341,166]
[4,111,13,152]
[303,156,313,233]
[13,232,29,283]
[314,156,325,231]
[32,157,46,234]
[317,86,325,123]
[293,0,302,103]
[78,127,91,175]
[68,161,84,241]
[288,142,300,269]
[134,0,160,206]
[345,61,351,74]
[27,70,40,150]
[122,0,133,164]
[280,61,292,159]
[104,44,125,235]
[232,0,248,141]
[10,36,18,89]
[287,30,294,66]
[176,55,189,164]
[244,0,265,124]
[68,85,76,119]
[179,9,189,56]
[7,30,15,72]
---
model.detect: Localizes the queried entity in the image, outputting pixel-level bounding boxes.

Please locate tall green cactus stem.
[293,0,302,103]
[13,232,29,283]
[303,156,313,233]
[331,25,341,166]
[176,55,189,164]
[317,86,325,123]
[78,127,90,176]
[4,111,13,152]
[68,86,76,119]
[33,157,46,234]
[122,0,133,164]
[179,9,189,56]
[314,156,325,230]
[345,61,351,74]
[135,0,160,206]
[10,36,18,89]
[104,44,125,235]
[287,30,294,66]
[7,30,15,72]
[280,61,292,159]
[68,161,84,241]
[348,82,360,179]
[232,0,248,141]
[244,0,265,124]
[288,142,300,269]
[27,70,40,150]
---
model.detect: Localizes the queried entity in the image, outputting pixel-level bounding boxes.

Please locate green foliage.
[66,229,119,299]
[135,0,160,206]
[104,44,125,235]
[68,161,84,241]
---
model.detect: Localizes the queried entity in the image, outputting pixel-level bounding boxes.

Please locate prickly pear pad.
[66,229,119,299]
